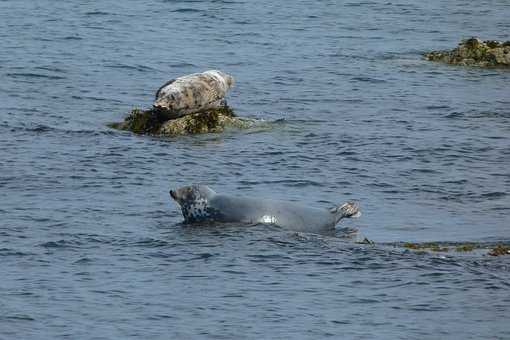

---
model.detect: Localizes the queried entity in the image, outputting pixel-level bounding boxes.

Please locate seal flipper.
[330,201,361,224]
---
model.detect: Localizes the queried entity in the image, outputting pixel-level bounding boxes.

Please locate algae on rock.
[109,106,255,136]
[108,107,177,134]
[488,244,510,256]
[424,37,510,67]
[402,242,449,252]
[159,107,254,136]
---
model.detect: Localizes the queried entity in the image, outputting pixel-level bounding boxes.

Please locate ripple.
[171,8,203,13]
[6,73,66,80]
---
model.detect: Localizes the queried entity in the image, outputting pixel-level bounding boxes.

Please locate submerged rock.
[109,106,255,136]
[455,243,476,252]
[402,242,449,252]
[395,241,510,257]
[424,37,510,67]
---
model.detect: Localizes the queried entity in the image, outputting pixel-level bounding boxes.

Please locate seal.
[153,70,234,117]
[169,185,361,233]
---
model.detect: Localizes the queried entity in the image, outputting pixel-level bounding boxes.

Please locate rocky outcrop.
[109,106,255,136]
[425,38,510,67]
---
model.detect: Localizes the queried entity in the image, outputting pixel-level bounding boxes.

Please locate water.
[1,0,509,338]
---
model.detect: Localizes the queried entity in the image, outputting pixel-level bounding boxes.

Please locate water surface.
[1,0,509,338]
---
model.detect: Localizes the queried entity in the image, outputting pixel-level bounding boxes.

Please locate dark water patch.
[39,240,82,249]
[425,105,451,110]
[84,11,112,16]
[167,62,197,68]
[6,73,66,80]
[238,179,322,187]
[163,0,204,2]
[62,35,83,40]
[445,110,510,120]
[246,253,293,262]
[34,66,67,73]
[0,248,32,257]
[350,76,387,83]
[131,238,170,248]
[73,257,94,264]
[1,315,35,321]
[171,8,203,13]
[480,192,507,199]
[104,63,156,72]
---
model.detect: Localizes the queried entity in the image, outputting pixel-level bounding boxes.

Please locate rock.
[424,37,510,67]
[455,243,476,252]
[159,108,255,136]
[355,236,375,245]
[108,107,174,134]
[488,244,510,256]
[109,106,255,136]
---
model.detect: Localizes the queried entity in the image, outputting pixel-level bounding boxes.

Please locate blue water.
[1,0,510,338]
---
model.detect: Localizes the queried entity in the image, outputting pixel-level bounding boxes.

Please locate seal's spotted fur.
[170,185,220,223]
[154,70,234,117]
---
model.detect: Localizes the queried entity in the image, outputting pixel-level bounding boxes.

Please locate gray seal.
[153,70,234,116]
[169,185,361,233]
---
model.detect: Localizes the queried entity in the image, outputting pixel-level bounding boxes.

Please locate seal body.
[170,185,360,233]
[153,70,234,117]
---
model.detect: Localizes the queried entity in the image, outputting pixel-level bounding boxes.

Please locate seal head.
[170,185,217,222]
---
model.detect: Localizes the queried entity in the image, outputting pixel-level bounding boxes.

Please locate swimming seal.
[153,70,234,117]
[169,185,361,233]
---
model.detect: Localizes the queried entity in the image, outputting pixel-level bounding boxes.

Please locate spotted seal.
[169,185,361,233]
[153,70,234,117]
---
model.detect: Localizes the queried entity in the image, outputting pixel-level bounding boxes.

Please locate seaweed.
[455,243,476,252]
[424,37,510,67]
[121,107,176,134]
[488,244,510,256]
[403,242,449,252]
[109,104,255,136]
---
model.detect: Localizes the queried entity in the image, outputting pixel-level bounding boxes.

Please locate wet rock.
[109,106,255,136]
[488,244,510,256]
[424,37,510,67]
[455,243,476,252]
[355,236,375,245]
[108,107,175,134]
[159,107,256,136]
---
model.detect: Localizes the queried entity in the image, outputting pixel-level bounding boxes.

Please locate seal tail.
[331,201,361,223]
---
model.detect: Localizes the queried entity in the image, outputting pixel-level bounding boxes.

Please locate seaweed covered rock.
[159,107,254,135]
[402,242,449,252]
[425,37,510,67]
[108,107,176,134]
[488,244,510,256]
[109,106,254,136]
